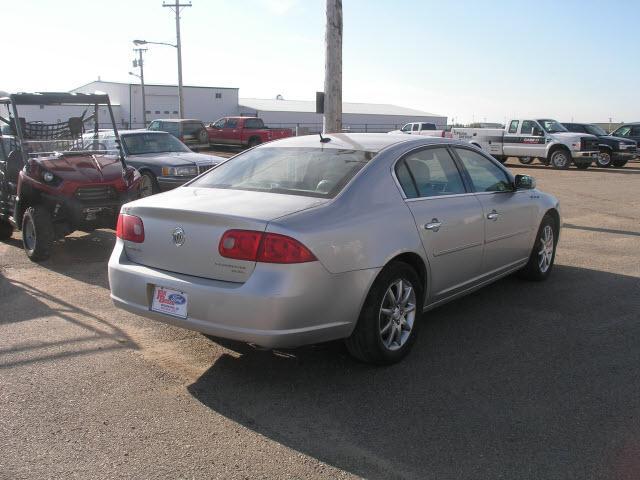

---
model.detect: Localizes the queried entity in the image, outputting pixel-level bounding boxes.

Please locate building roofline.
[73,80,238,91]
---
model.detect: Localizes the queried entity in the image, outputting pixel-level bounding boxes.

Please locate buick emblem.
[172,227,186,246]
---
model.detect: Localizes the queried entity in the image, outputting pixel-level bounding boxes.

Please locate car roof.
[257,133,466,153]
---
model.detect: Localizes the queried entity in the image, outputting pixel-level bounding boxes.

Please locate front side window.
[520,120,537,135]
[612,126,630,137]
[148,121,160,130]
[225,119,238,129]
[190,147,375,198]
[401,124,412,132]
[212,119,225,129]
[508,120,519,133]
[584,125,607,136]
[397,147,466,198]
[455,148,512,193]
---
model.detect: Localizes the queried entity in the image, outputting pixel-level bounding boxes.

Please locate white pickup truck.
[451,118,599,169]
[389,122,451,138]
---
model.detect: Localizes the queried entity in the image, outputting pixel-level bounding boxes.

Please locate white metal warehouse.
[6,80,447,134]
[239,97,447,134]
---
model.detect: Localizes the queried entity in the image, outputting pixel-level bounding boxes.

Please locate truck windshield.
[123,132,191,155]
[584,125,607,136]
[190,147,375,198]
[537,119,568,133]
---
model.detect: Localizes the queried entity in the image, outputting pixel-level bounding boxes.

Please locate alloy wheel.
[379,278,416,351]
[538,225,554,273]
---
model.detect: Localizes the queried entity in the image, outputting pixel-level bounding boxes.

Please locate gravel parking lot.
[1,159,639,480]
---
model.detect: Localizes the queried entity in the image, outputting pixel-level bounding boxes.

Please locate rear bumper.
[108,239,378,348]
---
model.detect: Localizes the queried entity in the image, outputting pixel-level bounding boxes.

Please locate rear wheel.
[518,214,557,281]
[22,206,55,261]
[595,149,612,168]
[346,261,423,365]
[0,219,13,240]
[139,171,160,198]
[549,149,571,169]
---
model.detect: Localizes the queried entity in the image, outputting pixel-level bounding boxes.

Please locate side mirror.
[514,174,535,190]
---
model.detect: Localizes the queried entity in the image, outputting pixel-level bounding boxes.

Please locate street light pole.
[163,0,191,119]
[133,48,147,127]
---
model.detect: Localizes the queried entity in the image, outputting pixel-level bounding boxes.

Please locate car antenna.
[319,133,331,143]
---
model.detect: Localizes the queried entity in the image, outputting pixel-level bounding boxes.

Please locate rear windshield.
[182,122,203,135]
[190,147,375,198]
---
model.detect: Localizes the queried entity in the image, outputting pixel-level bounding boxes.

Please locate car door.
[453,147,535,276]
[396,146,485,301]
[208,118,226,144]
[630,126,640,144]
[221,118,241,145]
[513,120,545,158]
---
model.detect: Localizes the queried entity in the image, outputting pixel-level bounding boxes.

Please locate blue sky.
[3,0,638,123]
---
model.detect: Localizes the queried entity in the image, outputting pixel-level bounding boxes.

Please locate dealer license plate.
[151,286,188,319]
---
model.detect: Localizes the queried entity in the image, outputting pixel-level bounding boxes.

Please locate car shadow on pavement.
[188,265,640,480]
[0,272,137,369]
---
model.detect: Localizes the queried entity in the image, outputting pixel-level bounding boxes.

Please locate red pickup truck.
[206,117,293,148]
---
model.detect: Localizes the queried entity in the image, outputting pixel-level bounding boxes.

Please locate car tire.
[21,206,55,262]
[612,159,628,168]
[549,149,571,169]
[518,157,534,165]
[0,219,13,240]
[518,214,558,281]
[139,171,160,198]
[595,149,612,168]
[346,261,423,365]
[247,137,261,148]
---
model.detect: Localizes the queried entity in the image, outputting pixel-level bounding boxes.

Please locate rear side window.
[455,148,512,193]
[631,126,640,136]
[412,124,419,132]
[191,147,375,198]
[397,147,466,198]
[395,161,418,199]
[159,122,179,136]
[508,120,519,133]
[244,118,264,129]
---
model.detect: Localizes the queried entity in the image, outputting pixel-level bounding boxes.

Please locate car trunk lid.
[122,187,327,282]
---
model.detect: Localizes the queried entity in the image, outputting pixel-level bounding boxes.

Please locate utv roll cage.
[0,92,127,169]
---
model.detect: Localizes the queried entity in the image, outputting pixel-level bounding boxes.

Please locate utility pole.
[163,0,192,119]
[323,0,342,134]
[133,48,147,127]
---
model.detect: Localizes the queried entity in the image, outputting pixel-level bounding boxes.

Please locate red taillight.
[218,229,262,261]
[219,230,316,264]
[116,213,145,243]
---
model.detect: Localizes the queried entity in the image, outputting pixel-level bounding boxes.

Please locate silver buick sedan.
[108,134,560,364]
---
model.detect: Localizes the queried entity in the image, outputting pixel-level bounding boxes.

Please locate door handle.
[424,219,442,232]
[487,210,500,221]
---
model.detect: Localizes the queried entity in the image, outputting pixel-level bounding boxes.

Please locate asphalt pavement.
[1,160,639,479]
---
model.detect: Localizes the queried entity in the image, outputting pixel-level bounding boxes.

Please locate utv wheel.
[518,214,557,281]
[0,220,13,240]
[595,150,612,168]
[21,206,55,262]
[139,171,160,198]
[550,149,570,169]
[518,157,534,165]
[346,261,423,365]
[612,159,628,168]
